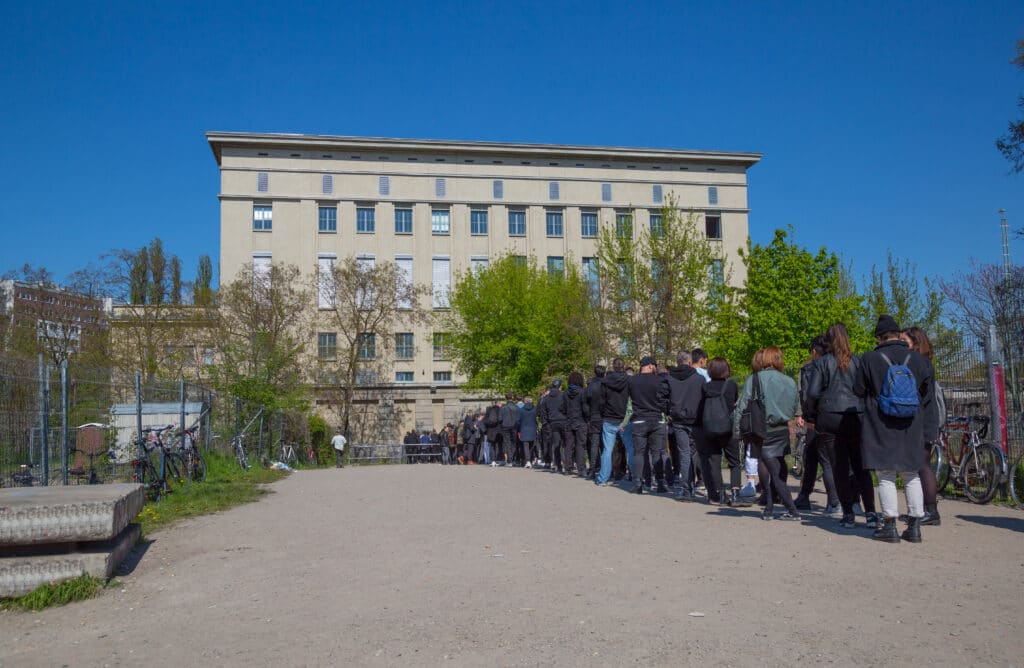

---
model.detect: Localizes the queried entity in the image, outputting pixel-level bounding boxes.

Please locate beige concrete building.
[207,132,760,433]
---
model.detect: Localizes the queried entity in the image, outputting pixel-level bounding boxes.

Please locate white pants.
[876,471,923,519]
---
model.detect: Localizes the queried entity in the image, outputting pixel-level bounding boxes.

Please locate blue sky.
[2,1,1022,293]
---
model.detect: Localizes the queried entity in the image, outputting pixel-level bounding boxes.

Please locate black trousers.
[697,433,742,498]
[802,429,840,507]
[565,420,588,474]
[631,420,667,488]
[547,422,566,470]
[588,425,603,476]
[817,412,875,515]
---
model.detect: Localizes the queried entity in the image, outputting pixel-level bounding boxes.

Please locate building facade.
[207,132,760,432]
[0,279,108,365]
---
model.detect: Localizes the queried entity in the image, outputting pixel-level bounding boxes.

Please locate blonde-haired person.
[734,346,801,520]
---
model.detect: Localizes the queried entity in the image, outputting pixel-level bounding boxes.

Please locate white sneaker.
[490,461,497,467]
[539,461,546,468]
[525,462,532,469]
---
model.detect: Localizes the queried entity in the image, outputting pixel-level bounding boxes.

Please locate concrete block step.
[0,484,144,546]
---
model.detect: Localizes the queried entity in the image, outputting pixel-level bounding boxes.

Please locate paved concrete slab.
[0,483,144,546]
[0,523,140,597]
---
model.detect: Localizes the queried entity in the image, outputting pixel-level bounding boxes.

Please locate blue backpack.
[878,353,919,418]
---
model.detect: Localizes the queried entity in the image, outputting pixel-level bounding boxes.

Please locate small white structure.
[108,402,204,461]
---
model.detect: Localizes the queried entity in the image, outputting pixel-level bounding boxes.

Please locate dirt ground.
[2,465,1023,667]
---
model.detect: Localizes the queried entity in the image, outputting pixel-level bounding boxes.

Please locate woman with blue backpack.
[696,357,746,507]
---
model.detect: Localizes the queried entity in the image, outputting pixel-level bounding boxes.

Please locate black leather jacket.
[807,354,864,414]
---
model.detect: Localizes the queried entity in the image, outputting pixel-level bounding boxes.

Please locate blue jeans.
[482,439,492,464]
[596,421,634,484]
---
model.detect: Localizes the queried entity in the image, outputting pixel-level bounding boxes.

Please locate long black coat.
[854,339,935,472]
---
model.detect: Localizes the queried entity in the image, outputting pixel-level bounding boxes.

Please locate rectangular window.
[357,333,376,360]
[493,180,504,199]
[252,254,272,289]
[547,256,565,276]
[394,207,413,234]
[545,210,563,237]
[549,182,560,200]
[431,209,450,235]
[432,257,451,308]
[470,210,488,235]
[257,172,269,192]
[601,183,612,202]
[433,332,452,360]
[708,186,719,205]
[356,370,376,385]
[378,175,390,196]
[318,206,336,233]
[616,212,633,238]
[355,255,375,308]
[395,332,415,360]
[581,211,598,238]
[705,213,722,239]
[317,333,337,360]
[508,210,526,236]
[649,213,664,238]
[709,259,725,301]
[435,178,446,198]
[317,254,336,308]
[395,371,414,383]
[253,205,272,231]
[653,184,663,203]
[582,256,599,299]
[433,371,452,383]
[395,255,413,309]
[322,174,333,194]
[470,256,489,274]
[512,255,527,266]
[356,207,376,233]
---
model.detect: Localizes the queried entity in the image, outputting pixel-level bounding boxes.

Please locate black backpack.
[702,386,733,438]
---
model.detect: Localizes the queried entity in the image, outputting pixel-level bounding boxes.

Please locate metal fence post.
[61,360,69,485]
[257,406,265,461]
[38,355,49,486]
[136,372,144,463]
[180,377,186,445]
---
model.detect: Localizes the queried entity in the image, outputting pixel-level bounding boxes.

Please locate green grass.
[1,575,106,612]
[137,450,287,534]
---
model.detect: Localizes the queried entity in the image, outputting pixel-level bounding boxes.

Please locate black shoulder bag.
[739,371,768,444]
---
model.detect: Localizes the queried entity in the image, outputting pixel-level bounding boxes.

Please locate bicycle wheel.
[165,452,186,484]
[234,439,249,470]
[935,444,951,494]
[192,453,207,482]
[963,443,1000,504]
[1009,456,1024,509]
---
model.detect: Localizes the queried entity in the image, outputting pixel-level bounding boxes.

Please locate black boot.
[872,517,901,543]
[901,517,922,543]
[720,490,730,506]
[920,504,941,526]
[656,480,669,494]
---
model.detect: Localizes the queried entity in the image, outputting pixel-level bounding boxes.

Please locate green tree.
[996,38,1024,173]
[147,238,167,305]
[170,255,183,305]
[444,254,602,395]
[193,255,214,306]
[595,195,722,359]
[212,262,311,412]
[129,247,149,304]
[708,227,867,372]
[315,256,430,441]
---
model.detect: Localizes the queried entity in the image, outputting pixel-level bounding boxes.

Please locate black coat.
[854,339,935,472]
[599,371,630,423]
[585,376,604,426]
[666,365,704,425]
[564,384,587,424]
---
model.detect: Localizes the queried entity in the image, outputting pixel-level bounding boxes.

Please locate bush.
[308,414,333,466]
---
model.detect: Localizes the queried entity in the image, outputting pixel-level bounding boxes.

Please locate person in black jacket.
[794,336,841,515]
[539,380,568,473]
[585,365,606,478]
[808,323,875,528]
[518,395,539,467]
[696,357,744,505]
[562,372,588,476]
[667,352,705,500]
[483,400,501,465]
[627,356,670,494]
[499,394,519,466]
[854,315,935,543]
[900,326,942,526]
[595,358,631,485]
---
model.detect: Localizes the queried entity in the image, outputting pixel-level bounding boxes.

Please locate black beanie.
[874,314,900,337]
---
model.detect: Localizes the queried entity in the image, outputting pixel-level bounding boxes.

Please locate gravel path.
[2,465,1023,667]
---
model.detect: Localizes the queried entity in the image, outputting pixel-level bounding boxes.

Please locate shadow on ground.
[954,514,1024,534]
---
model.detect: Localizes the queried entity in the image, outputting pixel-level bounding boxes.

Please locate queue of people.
[445,315,938,544]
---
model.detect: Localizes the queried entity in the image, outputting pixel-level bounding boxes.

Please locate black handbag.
[739,371,768,444]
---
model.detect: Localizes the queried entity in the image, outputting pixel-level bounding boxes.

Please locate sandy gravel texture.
[2,465,1023,667]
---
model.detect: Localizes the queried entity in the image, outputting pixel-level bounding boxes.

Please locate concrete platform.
[0,483,144,546]
[0,523,140,597]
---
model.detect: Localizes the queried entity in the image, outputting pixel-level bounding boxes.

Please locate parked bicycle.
[176,424,207,489]
[11,462,39,487]
[935,415,1004,504]
[69,446,115,485]
[132,426,183,501]
[232,434,249,470]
